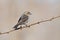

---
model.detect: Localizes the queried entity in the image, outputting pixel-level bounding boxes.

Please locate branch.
[0,16,60,35]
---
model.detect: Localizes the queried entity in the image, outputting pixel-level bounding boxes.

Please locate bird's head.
[24,11,32,16]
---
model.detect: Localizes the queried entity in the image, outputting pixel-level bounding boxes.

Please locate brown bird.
[13,11,31,30]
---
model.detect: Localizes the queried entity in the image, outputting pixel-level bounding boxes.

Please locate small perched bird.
[13,11,31,30]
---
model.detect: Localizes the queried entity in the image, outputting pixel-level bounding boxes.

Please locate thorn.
[0,32,2,34]
[6,32,9,34]
[37,22,40,24]
[27,25,30,27]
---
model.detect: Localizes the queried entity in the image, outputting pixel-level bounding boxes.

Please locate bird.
[13,11,31,30]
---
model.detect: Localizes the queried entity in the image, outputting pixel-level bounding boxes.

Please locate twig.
[0,16,60,35]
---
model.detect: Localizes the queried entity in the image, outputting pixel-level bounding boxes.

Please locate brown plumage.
[13,11,31,30]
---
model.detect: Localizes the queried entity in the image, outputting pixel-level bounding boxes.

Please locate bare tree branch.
[0,16,60,35]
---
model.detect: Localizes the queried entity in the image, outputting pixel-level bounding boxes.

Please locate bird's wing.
[18,14,25,22]
[22,16,28,22]
[18,14,28,23]
[18,17,21,22]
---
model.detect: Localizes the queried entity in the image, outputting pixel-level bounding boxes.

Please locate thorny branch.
[0,16,60,35]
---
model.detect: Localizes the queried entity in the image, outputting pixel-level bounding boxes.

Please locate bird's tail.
[13,24,19,28]
[13,24,19,30]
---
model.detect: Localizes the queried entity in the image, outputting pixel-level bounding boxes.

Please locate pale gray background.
[0,0,60,40]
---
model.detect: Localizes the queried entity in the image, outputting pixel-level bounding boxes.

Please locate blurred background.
[0,0,60,40]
